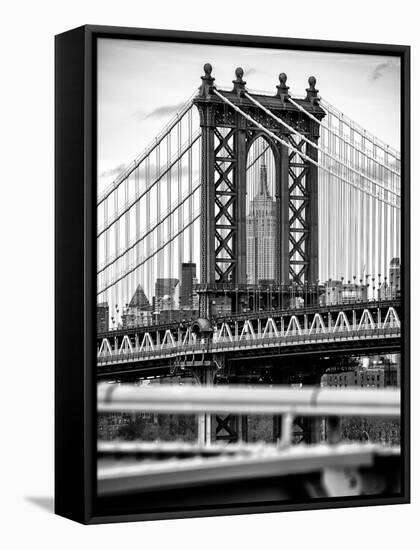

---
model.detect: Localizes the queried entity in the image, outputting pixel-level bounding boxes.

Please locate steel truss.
[97,301,401,367]
[193,66,325,316]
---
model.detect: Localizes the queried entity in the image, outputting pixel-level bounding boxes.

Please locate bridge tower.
[193,64,325,319]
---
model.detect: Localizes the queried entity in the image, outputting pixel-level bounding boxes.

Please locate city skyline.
[97,254,400,332]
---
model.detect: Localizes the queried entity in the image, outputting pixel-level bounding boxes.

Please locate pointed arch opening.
[246,136,279,288]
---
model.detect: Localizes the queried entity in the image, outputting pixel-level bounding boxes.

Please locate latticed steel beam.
[96,303,401,367]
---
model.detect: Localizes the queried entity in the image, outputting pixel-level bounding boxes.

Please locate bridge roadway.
[97,299,401,378]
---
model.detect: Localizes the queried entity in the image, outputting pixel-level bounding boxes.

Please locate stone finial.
[199,63,215,97]
[235,67,244,80]
[276,73,290,101]
[306,76,319,104]
[232,67,246,97]
[204,63,212,75]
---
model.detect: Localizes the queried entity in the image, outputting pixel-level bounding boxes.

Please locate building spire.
[259,156,269,195]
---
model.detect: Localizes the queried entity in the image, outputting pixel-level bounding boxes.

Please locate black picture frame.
[55,24,410,524]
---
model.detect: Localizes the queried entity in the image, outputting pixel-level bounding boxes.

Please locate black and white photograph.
[3,0,419,544]
[95,35,406,512]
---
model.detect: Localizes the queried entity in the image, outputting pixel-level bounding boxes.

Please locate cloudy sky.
[97,38,400,193]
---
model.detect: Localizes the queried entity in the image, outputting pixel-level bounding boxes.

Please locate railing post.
[193,363,217,447]
[326,415,341,444]
[278,412,293,447]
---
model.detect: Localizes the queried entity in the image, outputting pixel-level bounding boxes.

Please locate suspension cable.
[97,98,195,206]
[98,182,201,274]
[97,130,201,237]
[97,213,200,296]
[213,89,399,209]
[247,143,270,170]
[244,92,399,199]
[288,96,400,177]
[320,97,400,161]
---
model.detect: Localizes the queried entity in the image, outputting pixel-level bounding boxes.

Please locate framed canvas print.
[55,25,410,524]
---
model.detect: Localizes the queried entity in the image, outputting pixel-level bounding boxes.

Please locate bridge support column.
[273,415,282,443]
[293,416,321,444]
[306,137,319,286]
[197,408,212,448]
[192,363,217,447]
[278,143,290,284]
[237,414,248,443]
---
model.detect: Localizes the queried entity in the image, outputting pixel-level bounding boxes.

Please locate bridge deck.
[97,327,400,371]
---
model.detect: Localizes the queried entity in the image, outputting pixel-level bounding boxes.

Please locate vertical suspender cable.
[365,133,370,287]
[331,113,336,279]
[178,119,183,289]
[397,161,400,261]
[339,117,344,280]
[384,153,389,279]
[167,131,172,313]
[378,150,383,281]
[156,141,162,299]
[135,163,140,310]
[390,154,395,264]
[146,155,151,303]
[104,198,109,326]
[188,108,193,264]
[125,175,129,310]
[360,134,365,282]
[372,142,377,289]
[114,186,120,325]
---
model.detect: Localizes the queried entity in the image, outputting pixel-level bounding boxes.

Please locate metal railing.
[96,298,401,337]
[97,384,400,495]
[97,326,400,365]
[98,384,400,418]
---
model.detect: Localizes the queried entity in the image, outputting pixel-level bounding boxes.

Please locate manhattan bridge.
[96,64,401,475]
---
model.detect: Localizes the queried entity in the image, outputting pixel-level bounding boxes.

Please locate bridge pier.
[191,363,217,447]
[293,417,321,444]
[215,413,248,444]
[197,409,212,448]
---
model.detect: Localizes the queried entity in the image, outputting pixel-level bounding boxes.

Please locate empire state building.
[246,161,277,284]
